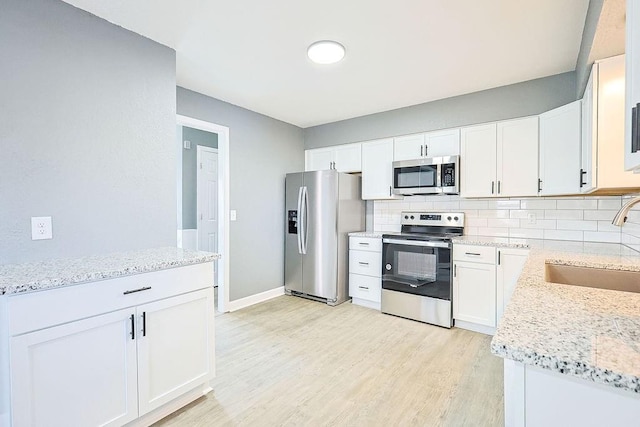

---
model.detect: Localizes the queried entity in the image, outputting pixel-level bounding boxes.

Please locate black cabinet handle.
[538,179,542,192]
[142,312,146,337]
[633,104,640,154]
[497,181,501,194]
[130,314,135,340]
[498,250,501,266]
[580,169,587,187]
[123,286,152,295]
[491,181,495,194]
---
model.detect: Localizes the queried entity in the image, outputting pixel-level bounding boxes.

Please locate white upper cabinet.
[584,55,640,192]
[461,118,538,198]
[539,101,582,196]
[361,138,399,200]
[625,0,640,171]
[460,123,497,198]
[305,143,362,173]
[394,129,460,161]
[497,117,539,197]
[393,133,425,161]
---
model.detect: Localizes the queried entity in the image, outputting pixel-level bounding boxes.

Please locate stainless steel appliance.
[392,156,459,195]
[285,170,365,305]
[381,212,464,327]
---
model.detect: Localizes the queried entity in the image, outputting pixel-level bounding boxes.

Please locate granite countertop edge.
[0,247,220,296]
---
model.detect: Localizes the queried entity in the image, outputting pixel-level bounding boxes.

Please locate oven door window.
[382,243,451,300]
[393,165,438,189]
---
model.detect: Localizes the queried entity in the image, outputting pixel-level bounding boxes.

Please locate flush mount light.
[307,40,345,65]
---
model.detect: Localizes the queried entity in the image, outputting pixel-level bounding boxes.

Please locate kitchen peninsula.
[0,247,219,427]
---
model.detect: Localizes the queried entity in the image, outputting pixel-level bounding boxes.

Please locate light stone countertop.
[348,231,383,238]
[0,247,220,296]
[490,245,640,394]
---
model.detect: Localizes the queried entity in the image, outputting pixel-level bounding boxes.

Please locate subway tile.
[544,210,584,220]
[478,210,510,219]
[466,218,488,227]
[626,210,640,222]
[487,218,520,228]
[583,231,621,243]
[432,201,461,210]
[508,228,544,239]
[509,209,544,219]
[597,199,622,210]
[518,219,557,229]
[520,199,557,210]
[376,224,401,233]
[409,202,434,210]
[459,200,489,210]
[620,221,640,236]
[583,210,620,221]
[622,233,640,246]
[556,220,597,231]
[464,227,480,236]
[487,199,521,210]
[556,199,598,210]
[597,221,622,232]
[461,209,479,218]
[544,230,584,241]
[477,227,510,237]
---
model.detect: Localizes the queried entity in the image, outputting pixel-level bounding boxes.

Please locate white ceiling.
[62,0,589,128]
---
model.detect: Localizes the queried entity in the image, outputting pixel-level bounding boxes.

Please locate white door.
[496,248,529,323]
[197,147,218,285]
[460,123,497,198]
[539,101,582,196]
[361,138,398,200]
[393,134,425,161]
[333,142,362,172]
[305,147,334,171]
[10,309,138,427]
[424,128,460,157]
[453,261,496,327]
[137,289,214,416]
[497,117,539,197]
[581,65,597,193]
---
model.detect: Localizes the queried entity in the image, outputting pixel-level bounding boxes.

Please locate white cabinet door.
[497,117,539,197]
[333,142,362,173]
[625,0,640,171]
[137,288,214,416]
[305,147,333,171]
[581,65,597,193]
[10,309,138,427]
[453,261,496,327]
[393,134,425,161]
[361,138,398,200]
[496,248,529,323]
[425,128,460,157]
[539,101,582,196]
[460,123,497,198]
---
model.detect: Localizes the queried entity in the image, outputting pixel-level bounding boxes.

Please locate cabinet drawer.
[7,262,214,336]
[349,274,381,303]
[349,250,382,277]
[349,236,382,252]
[453,244,496,264]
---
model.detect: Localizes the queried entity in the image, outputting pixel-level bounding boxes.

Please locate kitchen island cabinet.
[0,248,218,427]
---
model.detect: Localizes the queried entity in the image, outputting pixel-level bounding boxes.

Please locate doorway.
[176,115,230,314]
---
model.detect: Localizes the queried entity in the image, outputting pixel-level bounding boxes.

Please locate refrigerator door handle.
[297,186,304,254]
[302,186,309,254]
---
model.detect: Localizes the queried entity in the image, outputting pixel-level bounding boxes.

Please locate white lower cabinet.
[5,264,215,427]
[453,244,529,335]
[348,236,382,310]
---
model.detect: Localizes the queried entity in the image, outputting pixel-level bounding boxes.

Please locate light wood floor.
[155,296,504,426]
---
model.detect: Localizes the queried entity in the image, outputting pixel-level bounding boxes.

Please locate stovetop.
[382,231,462,242]
[382,211,465,242]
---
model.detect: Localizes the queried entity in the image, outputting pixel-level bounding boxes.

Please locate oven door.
[381,238,452,301]
[392,161,440,195]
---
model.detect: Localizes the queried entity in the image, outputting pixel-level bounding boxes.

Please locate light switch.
[230,210,237,221]
[31,216,53,240]
[527,213,536,225]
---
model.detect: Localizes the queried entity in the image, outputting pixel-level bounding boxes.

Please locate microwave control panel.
[441,163,456,187]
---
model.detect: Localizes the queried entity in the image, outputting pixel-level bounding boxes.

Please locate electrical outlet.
[230,210,237,221]
[31,216,53,240]
[527,213,536,225]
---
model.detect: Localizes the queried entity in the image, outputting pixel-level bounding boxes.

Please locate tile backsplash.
[373,195,629,244]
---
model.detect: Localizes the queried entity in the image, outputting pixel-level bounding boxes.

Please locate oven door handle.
[382,238,451,249]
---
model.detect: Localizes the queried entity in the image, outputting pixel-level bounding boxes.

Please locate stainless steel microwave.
[392,156,459,195]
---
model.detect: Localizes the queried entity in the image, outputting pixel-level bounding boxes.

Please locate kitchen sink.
[545,264,640,293]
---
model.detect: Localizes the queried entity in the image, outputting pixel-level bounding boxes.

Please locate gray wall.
[181,126,218,229]
[0,0,177,264]
[575,0,605,98]
[177,87,304,301]
[304,72,577,149]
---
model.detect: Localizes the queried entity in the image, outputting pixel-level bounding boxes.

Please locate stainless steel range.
[381,212,464,328]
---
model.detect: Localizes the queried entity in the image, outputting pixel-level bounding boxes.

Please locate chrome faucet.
[612,196,640,226]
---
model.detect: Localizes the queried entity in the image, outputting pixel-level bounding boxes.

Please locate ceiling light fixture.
[307,40,345,65]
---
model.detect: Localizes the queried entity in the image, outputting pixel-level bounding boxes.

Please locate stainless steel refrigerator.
[285,170,365,305]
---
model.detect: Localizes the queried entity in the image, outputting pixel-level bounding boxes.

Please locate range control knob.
[447,216,452,221]
[454,216,459,221]
[410,215,415,219]
[404,215,409,219]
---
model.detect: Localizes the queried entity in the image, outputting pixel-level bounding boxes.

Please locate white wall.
[375,195,625,243]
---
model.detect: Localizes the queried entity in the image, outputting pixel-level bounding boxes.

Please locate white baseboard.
[454,319,495,336]
[126,383,211,426]
[227,286,285,312]
[177,229,198,251]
